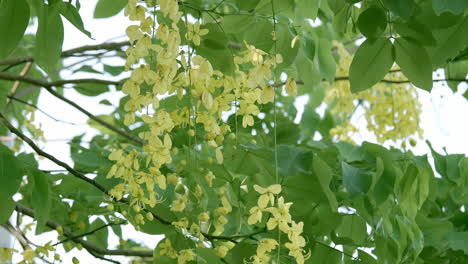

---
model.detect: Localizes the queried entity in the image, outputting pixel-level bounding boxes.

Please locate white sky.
[4,0,468,263]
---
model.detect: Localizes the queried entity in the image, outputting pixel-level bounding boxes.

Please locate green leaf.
[316,38,336,83]
[235,0,260,10]
[94,0,127,18]
[0,198,16,224]
[86,218,109,248]
[312,155,338,211]
[104,64,125,76]
[225,242,256,263]
[335,214,367,244]
[73,65,101,74]
[432,0,468,15]
[303,37,316,61]
[296,0,320,20]
[74,83,110,96]
[382,0,414,20]
[0,0,30,58]
[357,7,387,38]
[242,18,273,52]
[31,171,50,234]
[394,37,433,91]
[35,4,64,74]
[446,231,468,254]
[445,59,468,92]
[220,15,256,34]
[197,248,222,264]
[0,145,23,201]
[394,20,436,46]
[342,162,372,197]
[357,250,377,263]
[55,2,92,38]
[349,38,394,93]
[308,242,343,263]
[429,19,468,68]
[256,0,295,15]
[274,23,299,69]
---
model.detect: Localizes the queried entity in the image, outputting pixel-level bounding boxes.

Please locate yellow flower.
[248,206,263,225]
[205,171,215,187]
[265,196,293,232]
[22,248,35,262]
[253,184,282,209]
[171,194,188,212]
[215,246,229,258]
[178,249,195,264]
[198,212,210,222]
[159,239,177,259]
[186,21,209,46]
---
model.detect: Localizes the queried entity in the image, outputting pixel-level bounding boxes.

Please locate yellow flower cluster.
[106,0,289,227]
[158,238,195,264]
[247,184,309,264]
[326,42,423,144]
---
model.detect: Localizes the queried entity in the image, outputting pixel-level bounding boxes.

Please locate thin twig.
[52,222,124,247]
[15,203,154,257]
[7,96,83,126]
[6,62,33,105]
[0,114,257,242]
[0,41,130,67]
[0,72,145,145]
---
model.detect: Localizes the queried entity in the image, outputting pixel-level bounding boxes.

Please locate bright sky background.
[3,0,468,263]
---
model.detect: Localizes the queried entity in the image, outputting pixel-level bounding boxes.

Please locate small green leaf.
[35,5,64,74]
[349,38,394,93]
[104,64,125,76]
[357,7,387,38]
[0,0,30,58]
[55,2,92,38]
[94,0,127,18]
[342,162,372,197]
[74,83,110,96]
[0,145,23,201]
[73,65,101,74]
[394,37,433,91]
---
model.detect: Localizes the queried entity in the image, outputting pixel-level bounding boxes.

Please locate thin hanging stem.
[270,0,281,263]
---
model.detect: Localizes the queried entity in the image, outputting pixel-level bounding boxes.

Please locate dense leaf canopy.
[0,0,467,263]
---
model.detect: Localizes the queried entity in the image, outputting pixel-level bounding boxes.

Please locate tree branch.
[0,41,130,67]
[0,113,274,243]
[0,112,110,194]
[15,203,154,258]
[0,72,145,145]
